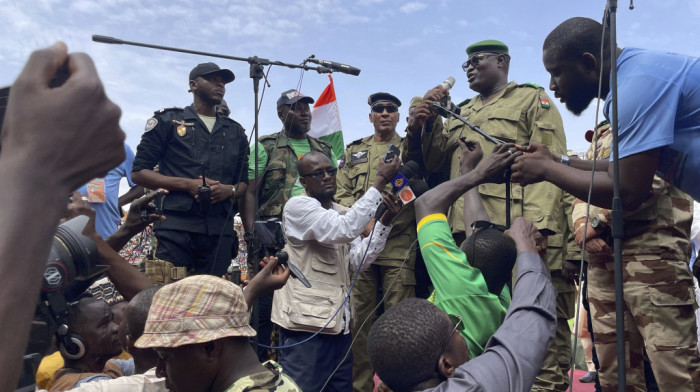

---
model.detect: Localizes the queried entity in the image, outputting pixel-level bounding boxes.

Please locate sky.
[2,0,699,157]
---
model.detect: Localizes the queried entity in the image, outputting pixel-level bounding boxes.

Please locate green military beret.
[368,92,401,107]
[466,39,509,56]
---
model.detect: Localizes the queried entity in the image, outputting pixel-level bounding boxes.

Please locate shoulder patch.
[521,82,542,89]
[154,107,184,115]
[457,98,471,107]
[539,95,551,108]
[338,153,346,168]
[144,117,158,132]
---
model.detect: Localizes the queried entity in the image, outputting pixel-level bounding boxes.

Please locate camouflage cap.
[134,275,256,349]
[466,39,509,56]
[368,92,401,107]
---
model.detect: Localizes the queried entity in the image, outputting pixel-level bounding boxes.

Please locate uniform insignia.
[173,120,186,137]
[144,118,158,132]
[338,154,346,168]
[350,150,368,166]
[539,95,551,108]
[603,147,611,159]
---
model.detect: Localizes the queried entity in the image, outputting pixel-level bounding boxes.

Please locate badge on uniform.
[172,120,187,137]
[144,118,158,132]
[350,150,368,166]
[539,95,551,108]
[338,154,346,168]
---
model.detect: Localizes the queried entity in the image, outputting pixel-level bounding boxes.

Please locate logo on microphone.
[391,173,408,192]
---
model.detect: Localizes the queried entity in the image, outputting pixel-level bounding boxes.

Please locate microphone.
[92,35,125,45]
[275,250,312,288]
[441,76,456,91]
[307,58,361,76]
[374,161,420,220]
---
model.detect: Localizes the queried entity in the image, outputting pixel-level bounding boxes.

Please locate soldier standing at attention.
[132,62,249,281]
[240,89,335,360]
[335,92,418,392]
[407,40,575,391]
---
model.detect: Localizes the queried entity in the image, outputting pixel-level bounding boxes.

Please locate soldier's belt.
[144,258,188,284]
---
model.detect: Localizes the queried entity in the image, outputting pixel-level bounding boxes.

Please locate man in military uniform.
[335,92,417,392]
[565,120,700,391]
[407,40,574,391]
[132,62,249,280]
[239,88,334,360]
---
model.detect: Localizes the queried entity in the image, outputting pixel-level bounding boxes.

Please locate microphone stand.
[431,102,512,228]
[91,35,343,350]
[604,2,627,391]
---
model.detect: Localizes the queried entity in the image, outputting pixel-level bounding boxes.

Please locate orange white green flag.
[309,75,345,160]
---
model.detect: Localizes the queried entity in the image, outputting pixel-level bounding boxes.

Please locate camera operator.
[0,42,125,392]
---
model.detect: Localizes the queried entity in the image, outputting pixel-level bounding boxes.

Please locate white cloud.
[400,2,427,13]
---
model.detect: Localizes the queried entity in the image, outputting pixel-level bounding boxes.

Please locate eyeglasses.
[434,314,464,372]
[371,104,399,114]
[461,53,499,71]
[302,168,338,179]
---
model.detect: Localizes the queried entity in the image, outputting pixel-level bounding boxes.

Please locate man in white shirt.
[271,150,401,391]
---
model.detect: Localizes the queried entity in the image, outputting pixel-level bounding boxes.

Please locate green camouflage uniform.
[421,81,574,391]
[335,133,417,392]
[225,361,300,392]
[255,131,333,220]
[572,123,700,392]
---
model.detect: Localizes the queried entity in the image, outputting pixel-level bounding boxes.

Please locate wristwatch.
[591,216,606,229]
[231,185,237,199]
[560,154,570,166]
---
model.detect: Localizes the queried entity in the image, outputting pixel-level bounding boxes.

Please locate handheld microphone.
[436,76,459,118]
[307,58,361,76]
[275,250,311,288]
[374,161,420,220]
[441,76,456,91]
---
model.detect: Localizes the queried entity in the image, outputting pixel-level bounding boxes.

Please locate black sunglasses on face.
[461,53,499,71]
[302,168,338,179]
[371,104,399,114]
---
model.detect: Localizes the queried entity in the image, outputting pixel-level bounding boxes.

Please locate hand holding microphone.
[408,77,456,133]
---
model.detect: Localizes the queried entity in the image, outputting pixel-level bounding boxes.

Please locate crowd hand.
[511,143,555,186]
[574,222,601,247]
[252,256,291,292]
[407,85,449,133]
[563,260,580,285]
[473,143,520,183]
[63,191,93,223]
[503,217,540,254]
[458,139,483,174]
[123,189,167,232]
[1,42,125,195]
[376,154,401,184]
[379,193,402,225]
[584,237,610,254]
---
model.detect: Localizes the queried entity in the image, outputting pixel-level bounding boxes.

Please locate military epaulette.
[259,133,278,142]
[347,138,364,147]
[520,82,543,89]
[457,98,471,107]
[154,107,184,115]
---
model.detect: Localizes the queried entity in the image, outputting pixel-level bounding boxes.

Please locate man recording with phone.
[272,150,401,392]
[335,92,422,392]
[131,62,250,281]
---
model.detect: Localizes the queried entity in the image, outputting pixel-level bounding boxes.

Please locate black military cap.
[277,89,315,108]
[368,92,401,107]
[189,62,235,84]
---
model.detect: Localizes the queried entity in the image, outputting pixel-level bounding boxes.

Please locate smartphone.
[384,144,400,163]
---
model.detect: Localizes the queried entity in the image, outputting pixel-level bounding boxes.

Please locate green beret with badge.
[466,39,509,56]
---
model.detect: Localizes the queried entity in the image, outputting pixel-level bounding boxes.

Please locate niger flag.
[309,75,345,160]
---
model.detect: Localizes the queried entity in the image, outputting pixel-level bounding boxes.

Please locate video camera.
[18,215,108,390]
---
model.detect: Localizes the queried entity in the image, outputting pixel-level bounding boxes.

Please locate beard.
[565,83,599,116]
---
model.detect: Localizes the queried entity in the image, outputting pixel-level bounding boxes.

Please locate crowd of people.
[1,15,699,392]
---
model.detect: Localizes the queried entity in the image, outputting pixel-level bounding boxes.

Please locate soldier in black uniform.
[132,62,249,278]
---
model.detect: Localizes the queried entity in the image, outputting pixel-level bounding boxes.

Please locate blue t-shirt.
[78,143,136,238]
[604,48,700,200]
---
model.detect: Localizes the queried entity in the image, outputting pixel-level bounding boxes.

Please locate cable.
[567,11,610,391]
[319,238,418,391]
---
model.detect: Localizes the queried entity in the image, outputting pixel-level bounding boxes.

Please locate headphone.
[57,324,86,360]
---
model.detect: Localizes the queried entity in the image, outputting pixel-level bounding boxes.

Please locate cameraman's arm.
[106,190,166,251]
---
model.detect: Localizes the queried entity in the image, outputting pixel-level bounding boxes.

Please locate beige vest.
[271,203,353,335]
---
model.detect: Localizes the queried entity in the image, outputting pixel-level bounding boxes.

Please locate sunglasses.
[461,53,499,71]
[302,168,338,179]
[371,104,399,114]
[435,314,465,371]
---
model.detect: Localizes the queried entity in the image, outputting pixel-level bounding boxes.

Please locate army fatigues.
[421,81,574,391]
[255,131,333,220]
[335,133,417,392]
[571,124,700,392]
[132,105,249,278]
